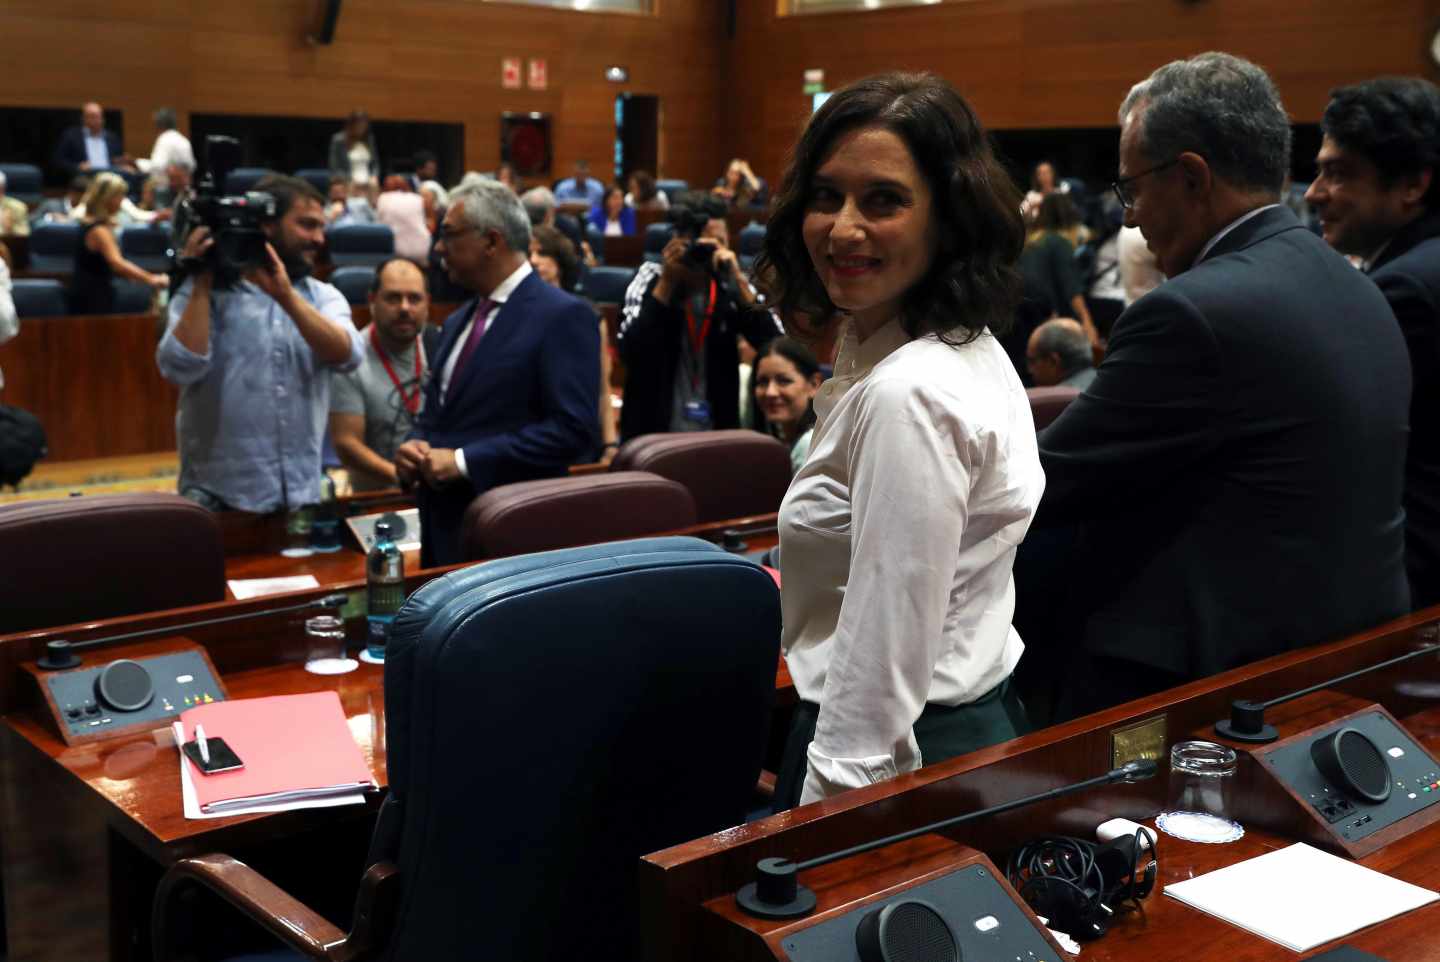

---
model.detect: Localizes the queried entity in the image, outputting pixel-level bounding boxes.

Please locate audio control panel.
[1259,710,1440,845]
[44,650,226,744]
[780,864,1063,962]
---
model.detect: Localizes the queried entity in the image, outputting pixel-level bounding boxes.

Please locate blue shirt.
[157,275,364,512]
[555,176,605,207]
[83,131,111,170]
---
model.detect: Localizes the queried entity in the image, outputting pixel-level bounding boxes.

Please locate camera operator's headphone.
[1005,829,1157,941]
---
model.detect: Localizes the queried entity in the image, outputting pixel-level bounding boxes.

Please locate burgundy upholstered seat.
[0,493,226,634]
[461,471,697,560]
[609,430,791,523]
[1027,385,1082,432]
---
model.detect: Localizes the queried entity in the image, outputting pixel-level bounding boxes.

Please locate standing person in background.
[756,72,1041,809]
[377,175,432,261]
[329,110,381,185]
[68,172,168,314]
[135,107,195,183]
[1021,159,1068,221]
[753,337,823,476]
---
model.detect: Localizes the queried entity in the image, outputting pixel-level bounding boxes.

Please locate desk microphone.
[36,593,350,670]
[1214,642,1440,744]
[736,759,1158,919]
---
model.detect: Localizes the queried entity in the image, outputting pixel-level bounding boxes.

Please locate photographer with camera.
[617,195,781,439]
[157,172,363,513]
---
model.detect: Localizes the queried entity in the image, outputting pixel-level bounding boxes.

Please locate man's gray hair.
[1120,52,1291,196]
[450,178,531,253]
[520,186,556,226]
[154,106,177,131]
[1034,319,1093,376]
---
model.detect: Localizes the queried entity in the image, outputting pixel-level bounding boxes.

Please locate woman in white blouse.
[754,72,1044,809]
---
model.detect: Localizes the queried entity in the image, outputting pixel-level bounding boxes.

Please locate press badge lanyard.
[371,326,423,415]
[685,280,718,392]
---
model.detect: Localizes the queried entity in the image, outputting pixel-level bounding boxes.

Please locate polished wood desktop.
[641,612,1440,961]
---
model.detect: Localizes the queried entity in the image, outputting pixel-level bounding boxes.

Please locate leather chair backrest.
[326,224,396,267]
[118,224,172,272]
[0,494,225,633]
[328,265,376,306]
[293,168,333,196]
[460,471,696,561]
[654,179,689,204]
[381,537,780,960]
[12,278,68,318]
[643,221,674,258]
[28,222,82,273]
[1026,385,1081,431]
[578,265,635,304]
[0,163,43,206]
[223,168,274,195]
[611,430,791,523]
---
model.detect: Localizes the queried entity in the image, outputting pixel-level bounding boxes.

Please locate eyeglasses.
[438,225,476,242]
[1111,158,1181,209]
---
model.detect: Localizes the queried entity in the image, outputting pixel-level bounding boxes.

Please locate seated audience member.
[626,170,669,211]
[411,149,439,190]
[1037,53,1411,716]
[1307,77,1440,609]
[331,257,430,492]
[159,174,362,512]
[135,107,195,182]
[589,184,636,237]
[0,254,16,390]
[377,175,431,261]
[521,185,591,266]
[617,195,781,438]
[324,176,349,222]
[554,159,605,207]
[35,176,92,224]
[332,179,379,226]
[394,179,599,566]
[419,181,446,235]
[1026,318,1096,390]
[1021,159,1069,221]
[69,172,168,314]
[753,337,822,475]
[330,110,380,185]
[54,101,131,178]
[1117,223,1163,303]
[713,158,763,207]
[530,224,618,450]
[0,172,29,236]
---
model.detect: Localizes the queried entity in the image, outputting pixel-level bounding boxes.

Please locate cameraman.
[157,174,363,513]
[617,195,781,438]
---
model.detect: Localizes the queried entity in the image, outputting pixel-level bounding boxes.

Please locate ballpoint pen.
[195,723,210,766]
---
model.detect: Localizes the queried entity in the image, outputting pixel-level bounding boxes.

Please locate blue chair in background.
[738,222,766,271]
[151,536,781,962]
[328,265,376,307]
[643,221,673,264]
[111,280,154,314]
[0,163,43,208]
[577,265,635,304]
[293,168,333,197]
[119,224,173,273]
[584,221,605,263]
[654,179,689,205]
[28,222,83,273]
[326,224,394,268]
[11,279,67,318]
[224,168,274,195]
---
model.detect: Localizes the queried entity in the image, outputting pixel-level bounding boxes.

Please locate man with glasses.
[394,178,599,566]
[1032,52,1411,716]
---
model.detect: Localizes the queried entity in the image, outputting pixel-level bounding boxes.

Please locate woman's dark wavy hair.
[754,72,1024,345]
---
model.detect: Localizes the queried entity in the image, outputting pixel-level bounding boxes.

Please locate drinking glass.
[1156,740,1243,843]
[303,614,358,675]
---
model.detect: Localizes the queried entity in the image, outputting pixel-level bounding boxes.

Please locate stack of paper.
[173,691,376,819]
[1164,842,1439,952]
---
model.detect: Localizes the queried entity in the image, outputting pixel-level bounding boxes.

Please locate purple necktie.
[445,298,495,403]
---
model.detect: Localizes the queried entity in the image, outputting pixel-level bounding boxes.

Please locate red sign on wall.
[528,58,548,91]
[502,57,522,90]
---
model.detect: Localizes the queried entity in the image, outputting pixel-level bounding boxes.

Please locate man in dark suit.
[395,178,600,567]
[1306,77,1440,609]
[53,102,130,179]
[1036,53,1412,717]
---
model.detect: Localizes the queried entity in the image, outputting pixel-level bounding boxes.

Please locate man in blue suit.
[53,102,131,179]
[395,178,600,566]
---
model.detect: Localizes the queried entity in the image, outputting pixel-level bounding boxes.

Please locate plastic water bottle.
[365,521,404,662]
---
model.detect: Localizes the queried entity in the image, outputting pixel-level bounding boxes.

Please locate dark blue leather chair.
[28,222,83,273]
[642,221,673,264]
[11,279,67,317]
[119,224,173,272]
[326,224,394,268]
[294,168,334,197]
[577,265,634,304]
[153,537,780,962]
[584,221,605,262]
[654,179,688,205]
[111,280,154,314]
[224,168,275,195]
[328,265,375,307]
[0,163,43,208]
[738,221,765,270]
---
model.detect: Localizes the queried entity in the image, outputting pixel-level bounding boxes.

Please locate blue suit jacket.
[587,205,636,236]
[54,126,123,178]
[410,270,600,565]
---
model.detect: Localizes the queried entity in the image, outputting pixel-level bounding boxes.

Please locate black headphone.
[1005,829,1158,941]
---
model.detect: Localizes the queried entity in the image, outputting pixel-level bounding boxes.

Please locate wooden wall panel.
[729,0,1440,185]
[0,0,728,188]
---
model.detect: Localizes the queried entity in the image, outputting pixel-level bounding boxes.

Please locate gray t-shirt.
[331,333,425,491]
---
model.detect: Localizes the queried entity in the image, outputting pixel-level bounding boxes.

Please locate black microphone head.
[1117,759,1158,783]
[317,592,350,609]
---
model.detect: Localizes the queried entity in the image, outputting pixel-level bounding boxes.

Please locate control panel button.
[83,702,99,715]
[1388,746,1406,758]
[65,708,81,720]
[973,915,1000,933]
[175,674,194,684]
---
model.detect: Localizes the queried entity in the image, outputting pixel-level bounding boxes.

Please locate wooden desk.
[641,611,1440,961]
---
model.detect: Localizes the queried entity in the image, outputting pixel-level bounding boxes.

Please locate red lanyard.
[684,280,718,389]
[370,325,423,415]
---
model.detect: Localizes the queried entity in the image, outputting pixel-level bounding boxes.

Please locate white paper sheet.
[227,575,321,600]
[172,722,365,820]
[1164,842,1439,952]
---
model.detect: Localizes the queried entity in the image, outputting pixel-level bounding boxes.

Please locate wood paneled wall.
[0,0,727,187]
[728,0,1440,185]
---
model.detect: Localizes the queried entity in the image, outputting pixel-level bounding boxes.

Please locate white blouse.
[779,318,1044,805]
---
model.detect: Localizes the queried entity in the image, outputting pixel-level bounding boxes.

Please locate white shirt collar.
[485,259,533,305]
[1361,238,1393,274]
[1194,204,1281,266]
[814,317,912,423]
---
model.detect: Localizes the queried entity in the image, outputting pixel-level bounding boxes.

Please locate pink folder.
[178,692,376,814]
